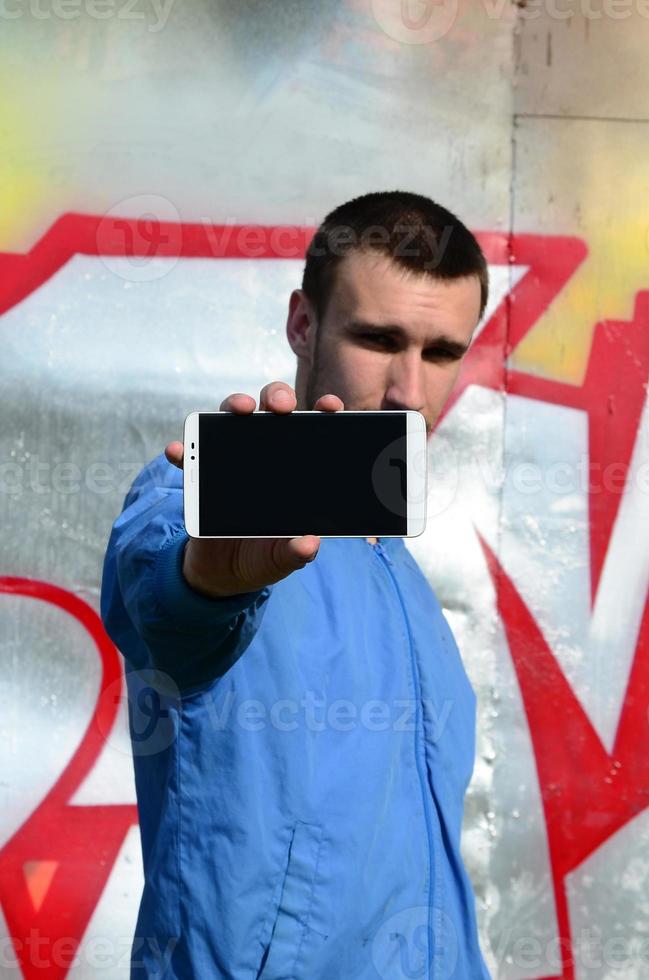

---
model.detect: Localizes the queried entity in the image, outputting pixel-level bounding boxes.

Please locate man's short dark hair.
[302,190,489,324]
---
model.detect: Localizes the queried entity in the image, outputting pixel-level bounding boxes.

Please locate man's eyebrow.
[345,320,471,356]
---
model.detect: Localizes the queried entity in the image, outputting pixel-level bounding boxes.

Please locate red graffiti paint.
[475,292,649,978]
[437,232,589,428]
[0,213,315,315]
[1,215,646,979]
[507,292,649,603]
[478,533,649,979]
[0,579,138,979]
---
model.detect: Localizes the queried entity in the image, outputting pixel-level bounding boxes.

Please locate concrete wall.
[1,1,648,976]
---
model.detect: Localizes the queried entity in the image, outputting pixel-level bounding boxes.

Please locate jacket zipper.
[373,540,436,980]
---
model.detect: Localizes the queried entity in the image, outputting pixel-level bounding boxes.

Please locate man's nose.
[384,351,426,413]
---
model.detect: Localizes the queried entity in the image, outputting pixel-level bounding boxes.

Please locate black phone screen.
[198,411,409,537]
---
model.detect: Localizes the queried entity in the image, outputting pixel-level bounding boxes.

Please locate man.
[101,190,491,979]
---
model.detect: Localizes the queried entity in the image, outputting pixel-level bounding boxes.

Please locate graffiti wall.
[1,0,648,977]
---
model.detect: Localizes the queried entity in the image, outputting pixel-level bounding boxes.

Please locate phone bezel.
[183,409,427,539]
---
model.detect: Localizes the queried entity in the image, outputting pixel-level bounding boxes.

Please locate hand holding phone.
[164,382,342,598]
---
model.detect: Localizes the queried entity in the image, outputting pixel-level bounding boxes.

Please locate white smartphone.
[183,410,427,539]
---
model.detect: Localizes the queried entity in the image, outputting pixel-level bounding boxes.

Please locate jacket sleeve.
[100,451,272,694]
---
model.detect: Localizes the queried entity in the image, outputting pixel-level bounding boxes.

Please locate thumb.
[165,441,184,470]
[273,534,321,573]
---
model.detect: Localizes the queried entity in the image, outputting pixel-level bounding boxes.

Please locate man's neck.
[366,536,378,545]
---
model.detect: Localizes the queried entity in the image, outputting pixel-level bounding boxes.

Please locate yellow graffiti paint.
[0,68,59,251]
[511,121,649,385]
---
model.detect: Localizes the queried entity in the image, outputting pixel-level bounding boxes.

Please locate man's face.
[297,250,482,439]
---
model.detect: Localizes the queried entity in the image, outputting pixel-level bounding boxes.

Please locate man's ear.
[286,289,318,361]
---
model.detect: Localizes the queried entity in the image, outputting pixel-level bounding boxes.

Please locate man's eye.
[424,347,461,361]
[360,334,394,348]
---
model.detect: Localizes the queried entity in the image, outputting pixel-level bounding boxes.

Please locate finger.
[219,392,257,413]
[277,534,321,568]
[259,381,296,413]
[165,441,184,469]
[313,393,344,412]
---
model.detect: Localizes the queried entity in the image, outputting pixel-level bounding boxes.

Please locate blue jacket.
[100,452,490,980]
